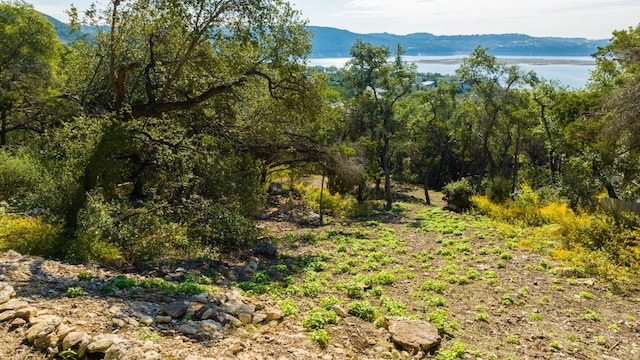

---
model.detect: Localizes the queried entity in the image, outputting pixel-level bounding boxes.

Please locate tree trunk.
[356,182,365,204]
[381,134,392,210]
[0,109,6,147]
[538,101,558,185]
[319,172,325,224]
[511,123,522,194]
[423,171,431,205]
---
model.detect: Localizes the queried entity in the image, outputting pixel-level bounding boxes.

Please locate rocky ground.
[1,190,639,360]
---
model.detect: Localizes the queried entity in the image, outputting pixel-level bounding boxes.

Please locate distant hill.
[42,13,102,44]
[41,13,607,58]
[307,26,608,58]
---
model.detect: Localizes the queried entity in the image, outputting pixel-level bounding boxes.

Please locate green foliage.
[280,298,298,317]
[138,327,160,343]
[303,307,337,330]
[0,1,61,146]
[347,301,379,322]
[238,271,273,295]
[0,151,41,202]
[482,176,512,203]
[380,296,407,316]
[106,275,208,295]
[437,341,466,360]
[294,181,356,217]
[374,270,397,285]
[443,179,474,212]
[428,309,454,336]
[77,272,93,281]
[319,295,342,310]
[66,287,85,298]
[0,213,65,257]
[59,349,78,360]
[183,199,259,252]
[581,309,601,322]
[309,329,330,349]
[475,312,489,322]
[420,280,448,293]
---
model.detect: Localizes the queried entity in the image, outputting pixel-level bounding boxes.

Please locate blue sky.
[30,0,639,39]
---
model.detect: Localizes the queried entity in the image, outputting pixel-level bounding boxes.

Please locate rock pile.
[0,281,283,359]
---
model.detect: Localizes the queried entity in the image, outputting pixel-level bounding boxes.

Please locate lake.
[307,55,595,89]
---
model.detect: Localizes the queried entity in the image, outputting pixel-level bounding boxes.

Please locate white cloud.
[28,0,640,39]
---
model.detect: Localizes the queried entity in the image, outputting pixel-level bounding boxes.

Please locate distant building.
[420,80,436,89]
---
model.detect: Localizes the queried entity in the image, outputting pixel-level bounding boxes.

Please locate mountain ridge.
[41,13,608,58]
[307,26,608,57]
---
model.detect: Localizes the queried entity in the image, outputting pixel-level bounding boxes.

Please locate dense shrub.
[473,184,574,226]
[0,151,41,202]
[0,211,64,257]
[294,181,356,217]
[472,189,640,274]
[482,175,512,203]
[443,178,474,212]
[556,210,640,270]
[185,199,258,251]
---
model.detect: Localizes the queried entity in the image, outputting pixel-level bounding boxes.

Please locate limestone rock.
[16,306,38,320]
[224,300,255,316]
[265,308,283,321]
[237,312,252,324]
[111,318,126,328]
[55,323,76,340]
[0,298,28,311]
[193,293,208,304]
[10,317,27,327]
[29,314,62,326]
[200,307,216,320]
[0,284,15,304]
[384,316,441,353]
[62,331,90,350]
[185,356,217,360]
[140,315,154,326]
[104,341,161,360]
[87,334,124,353]
[252,313,268,324]
[25,322,56,343]
[162,301,189,319]
[179,323,199,336]
[332,305,348,317]
[199,319,223,337]
[222,313,243,327]
[155,315,172,324]
[0,310,16,322]
[33,328,58,350]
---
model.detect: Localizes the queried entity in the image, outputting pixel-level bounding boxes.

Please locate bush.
[0,150,41,202]
[294,181,356,217]
[482,175,512,203]
[70,195,194,263]
[555,210,640,271]
[310,329,330,349]
[303,307,337,330]
[0,214,64,257]
[472,184,575,227]
[185,199,258,251]
[347,301,379,322]
[443,178,474,212]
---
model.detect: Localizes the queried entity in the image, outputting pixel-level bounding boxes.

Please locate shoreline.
[413,57,595,66]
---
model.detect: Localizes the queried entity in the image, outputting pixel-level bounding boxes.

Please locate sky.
[30,0,640,40]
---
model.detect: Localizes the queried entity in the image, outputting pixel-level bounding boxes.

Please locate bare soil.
[1,188,639,359]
